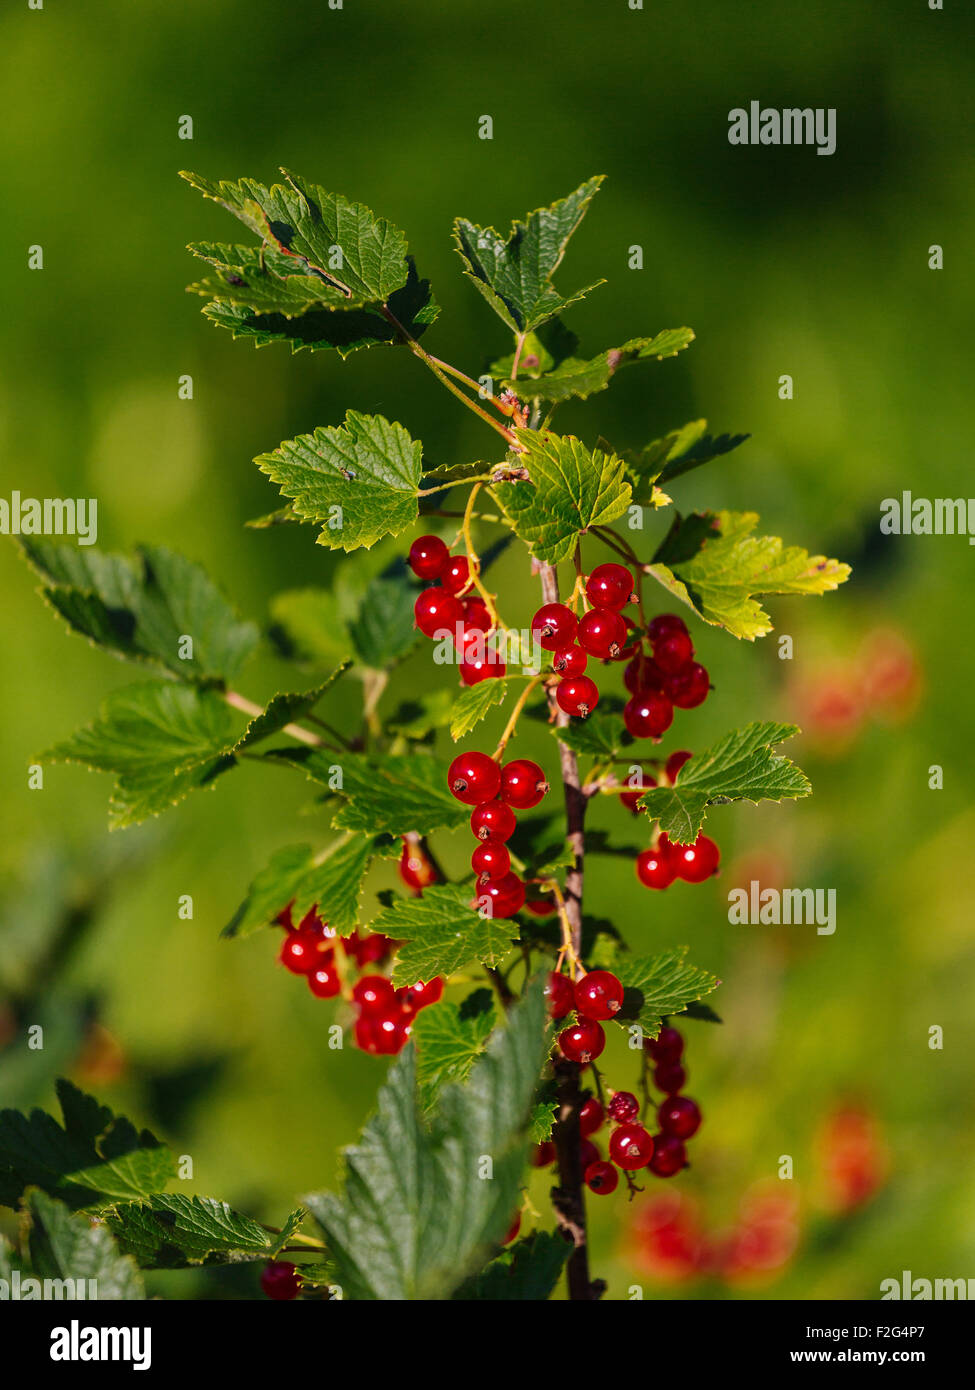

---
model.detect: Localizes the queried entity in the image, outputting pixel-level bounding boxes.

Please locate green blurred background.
[2,0,974,1298]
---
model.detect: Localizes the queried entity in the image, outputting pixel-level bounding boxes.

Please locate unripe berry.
[574,970,624,1020]
[448,751,502,804]
[556,675,599,717]
[608,1122,655,1170]
[471,800,517,842]
[585,1159,619,1195]
[579,1096,605,1137]
[543,970,575,1019]
[636,845,676,890]
[671,833,720,883]
[558,1017,605,1064]
[407,534,449,580]
[658,1096,702,1140]
[653,629,695,674]
[414,587,464,638]
[647,613,688,644]
[655,1062,687,1094]
[624,692,674,739]
[260,1261,301,1300]
[471,840,511,880]
[585,563,634,611]
[476,871,526,918]
[531,603,578,651]
[552,644,588,676]
[578,607,627,659]
[442,554,477,596]
[665,662,710,709]
[645,1025,684,1063]
[608,1090,640,1123]
[648,1133,687,1177]
[500,759,548,809]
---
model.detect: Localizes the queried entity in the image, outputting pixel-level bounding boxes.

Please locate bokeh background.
[2,0,974,1298]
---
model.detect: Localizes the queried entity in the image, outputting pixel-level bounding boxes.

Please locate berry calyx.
[470,800,517,842]
[448,751,502,805]
[624,691,674,739]
[558,1017,606,1064]
[645,1025,684,1063]
[654,1062,687,1094]
[658,1096,702,1140]
[649,1133,687,1177]
[476,871,526,919]
[544,971,575,1019]
[556,675,599,718]
[585,1159,619,1195]
[608,1122,655,1170]
[671,833,720,883]
[500,759,548,809]
[414,587,464,638]
[578,607,627,659]
[608,1091,640,1123]
[647,613,688,644]
[579,1096,605,1137]
[531,603,578,651]
[585,563,634,611]
[471,840,511,880]
[442,554,477,596]
[574,970,624,1020]
[260,1261,301,1300]
[636,845,676,890]
[665,749,692,783]
[352,974,397,1014]
[552,644,588,676]
[653,628,695,674]
[307,964,341,998]
[665,662,710,709]
[407,534,449,580]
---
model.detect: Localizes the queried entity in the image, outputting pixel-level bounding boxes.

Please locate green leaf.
[182,168,410,302]
[267,748,467,837]
[371,884,516,986]
[413,996,497,1109]
[41,681,236,829]
[104,1195,303,1269]
[528,1101,558,1145]
[0,1080,175,1211]
[347,575,421,668]
[648,509,851,640]
[233,667,351,751]
[551,708,625,760]
[637,720,811,843]
[188,241,353,316]
[224,835,375,938]
[504,329,694,403]
[21,541,259,683]
[453,1231,570,1301]
[497,430,631,565]
[269,588,352,667]
[303,981,548,1300]
[27,1191,144,1299]
[613,947,720,1039]
[449,677,510,741]
[203,258,438,358]
[452,177,605,334]
[256,410,423,552]
[630,418,750,487]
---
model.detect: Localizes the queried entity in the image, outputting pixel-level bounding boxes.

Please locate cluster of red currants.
[531,563,637,719]
[275,903,442,1057]
[621,749,721,891]
[622,612,710,739]
[446,750,549,918]
[408,534,501,686]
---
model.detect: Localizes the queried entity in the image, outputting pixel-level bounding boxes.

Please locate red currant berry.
[665,662,710,709]
[558,1017,606,1064]
[544,971,575,1019]
[636,845,676,890]
[648,1133,687,1177]
[414,587,463,639]
[448,751,502,805]
[502,1212,521,1245]
[462,595,492,633]
[653,629,695,675]
[645,1025,684,1063]
[552,644,588,676]
[608,1091,640,1123]
[658,1096,702,1140]
[665,750,692,783]
[353,974,397,1014]
[460,654,506,685]
[647,613,688,644]
[374,1013,412,1054]
[260,1261,301,1300]
[585,1159,619,1195]
[574,970,624,1020]
[476,871,526,919]
[671,833,720,883]
[620,788,644,813]
[407,534,449,581]
[275,902,295,931]
[531,603,578,652]
[579,1096,605,1137]
[608,1122,655,1170]
[525,896,556,916]
[531,1141,556,1167]
[577,607,627,659]
[585,563,634,611]
[624,691,674,739]
[307,963,341,998]
[279,931,319,975]
[399,841,437,892]
[471,840,511,880]
[442,554,477,596]
[556,675,599,718]
[345,930,394,967]
[471,800,517,842]
[624,654,664,694]
[397,977,444,1017]
[579,1137,601,1171]
[500,759,549,809]
[655,1062,687,1094]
